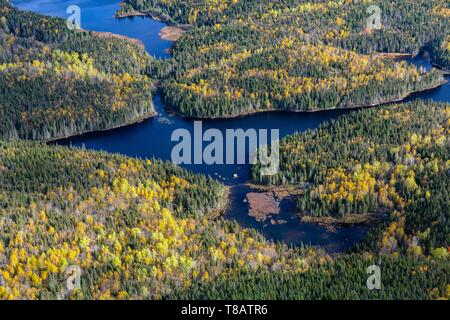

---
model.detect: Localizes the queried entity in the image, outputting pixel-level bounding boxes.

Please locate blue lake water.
[12,0,450,250]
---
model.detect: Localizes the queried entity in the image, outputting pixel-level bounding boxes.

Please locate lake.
[12,0,450,251]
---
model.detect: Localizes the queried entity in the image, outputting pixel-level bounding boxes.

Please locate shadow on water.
[13,0,450,250]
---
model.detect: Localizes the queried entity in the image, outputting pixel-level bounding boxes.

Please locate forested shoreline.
[0,1,448,300]
[0,135,448,299]
[0,0,448,137]
[0,0,155,140]
[252,100,449,272]
[119,0,449,118]
[430,36,450,72]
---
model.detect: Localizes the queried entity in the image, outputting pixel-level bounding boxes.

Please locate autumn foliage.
[120,0,449,117]
[0,1,154,140]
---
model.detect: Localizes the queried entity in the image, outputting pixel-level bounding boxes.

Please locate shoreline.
[432,63,450,76]
[49,81,449,144]
[208,186,231,219]
[162,78,448,120]
[115,9,190,29]
[248,183,384,227]
[48,10,448,144]
[45,111,157,143]
[111,8,448,122]
[227,183,382,231]
[115,11,148,19]
[374,52,415,59]
[300,213,386,228]
[91,30,145,49]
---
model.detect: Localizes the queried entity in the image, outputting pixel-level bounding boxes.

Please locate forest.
[252,100,449,264]
[0,137,448,300]
[430,36,450,71]
[0,141,323,299]
[119,0,449,117]
[0,0,154,140]
[171,254,449,299]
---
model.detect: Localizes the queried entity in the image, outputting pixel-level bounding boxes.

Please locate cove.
[12,0,450,251]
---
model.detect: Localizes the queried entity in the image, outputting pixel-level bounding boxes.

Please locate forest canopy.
[253,100,450,259]
[118,0,449,117]
[0,1,448,300]
[0,0,155,140]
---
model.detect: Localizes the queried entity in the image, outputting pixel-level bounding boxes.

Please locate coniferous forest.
[119,0,449,117]
[253,100,449,254]
[0,101,448,300]
[0,0,154,140]
[0,0,449,300]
